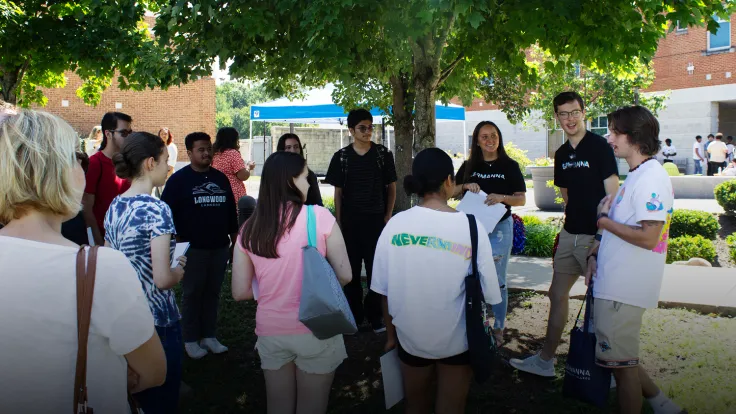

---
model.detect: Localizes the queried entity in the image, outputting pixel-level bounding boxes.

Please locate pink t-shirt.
[237,204,336,336]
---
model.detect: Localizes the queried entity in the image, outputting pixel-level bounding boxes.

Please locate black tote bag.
[562,284,612,407]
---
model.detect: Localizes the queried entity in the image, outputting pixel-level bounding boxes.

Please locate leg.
[341,215,366,325]
[295,368,336,414]
[181,248,209,343]
[201,247,230,340]
[400,362,434,414]
[539,271,579,360]
[264,362,297,414]
[488,217,513,336]
[363,214,385,327]
[134,323,184,413]
[238,195,257,228]
[612,367,642,414]
[435,363,473,414]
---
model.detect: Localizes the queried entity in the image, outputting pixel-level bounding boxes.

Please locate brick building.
[452,14,736,162]
[35,72,216,154]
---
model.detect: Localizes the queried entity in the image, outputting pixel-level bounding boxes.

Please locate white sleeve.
[474,222,502,305]
[633,175,672,224]
[91,249,155,355]
[370,223,392,296]
[167,145,178,168]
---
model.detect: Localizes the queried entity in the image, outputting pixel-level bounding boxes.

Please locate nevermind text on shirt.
[390,233,472,259]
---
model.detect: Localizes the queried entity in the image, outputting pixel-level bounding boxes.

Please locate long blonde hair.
[0,109,82,223]
[87,125,102,141]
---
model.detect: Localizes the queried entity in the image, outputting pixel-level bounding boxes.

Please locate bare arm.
[151,235,185,290]
[559,187,569,205]
[598,218,664,251]
[334,187,343,224]
[231,244,255,301]
[235,168,251,182]
[325,222,352,286]
[125,332,167,393]
[695,148,703,160]
[382,296,397,351]
[504,192,526,207]
[384,183,396,222]
[82,193,103,246]
[603,174,620,197]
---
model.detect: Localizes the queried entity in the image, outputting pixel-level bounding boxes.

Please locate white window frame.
[707,15,731,52]
[675,20,688,33]
[590,116,608,137]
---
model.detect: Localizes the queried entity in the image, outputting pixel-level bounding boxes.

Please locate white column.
[462,121,468,158]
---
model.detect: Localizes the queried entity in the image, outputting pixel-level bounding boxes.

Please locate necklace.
[629,157,655,173]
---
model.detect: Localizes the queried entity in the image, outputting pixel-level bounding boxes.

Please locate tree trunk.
[413,80,436,152]
[390,73,415,212]
[0,62,27,105]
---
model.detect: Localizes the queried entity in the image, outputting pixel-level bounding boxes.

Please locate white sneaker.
[185,342,208,359]
[509,353,556,378]
[200,337,228,354]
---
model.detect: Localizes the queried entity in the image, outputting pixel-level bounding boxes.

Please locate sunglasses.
[109,129,133,137]
[355,125,374,133]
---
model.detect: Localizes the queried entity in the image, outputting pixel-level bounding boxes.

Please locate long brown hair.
[240,151,306,258]
[463,121,509,184]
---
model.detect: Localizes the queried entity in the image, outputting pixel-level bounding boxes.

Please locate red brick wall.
[647,15,736,92]
[35,72,216,150]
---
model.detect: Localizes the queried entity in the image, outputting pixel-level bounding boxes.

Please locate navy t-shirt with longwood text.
[161,165,238,249]
[554,131,618,235]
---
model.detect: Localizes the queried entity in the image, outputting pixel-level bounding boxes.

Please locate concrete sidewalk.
[507,256,736,315]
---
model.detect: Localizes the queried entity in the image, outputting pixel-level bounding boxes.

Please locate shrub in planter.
[726,234,736,264]
[666,235,716,264]
[521,215,544,227]
[714,180,736,213]
[669,209,719,240]
[522,223,557,257]
[322,196,336,215]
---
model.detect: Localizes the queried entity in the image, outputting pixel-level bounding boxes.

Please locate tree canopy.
[0,0,206,106]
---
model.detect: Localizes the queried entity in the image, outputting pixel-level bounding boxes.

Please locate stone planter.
[527,166,564,211]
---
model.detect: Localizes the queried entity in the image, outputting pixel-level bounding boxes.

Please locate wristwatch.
[597,212,609,220]
[595,233,602,241]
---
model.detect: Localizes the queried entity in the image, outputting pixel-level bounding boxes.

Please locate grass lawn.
[178,277,736,414]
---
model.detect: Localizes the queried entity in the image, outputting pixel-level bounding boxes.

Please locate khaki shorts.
[256,333,347,374]
[594,299,645,368]
[553,228,595,276]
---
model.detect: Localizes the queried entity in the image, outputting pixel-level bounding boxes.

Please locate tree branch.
[437,53,464,86]
[435,12,456,61]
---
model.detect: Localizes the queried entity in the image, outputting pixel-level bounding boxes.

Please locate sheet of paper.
[455,190,508,233]
[86,228,95,246]
[172,242,190,266]
[380,349,404,409]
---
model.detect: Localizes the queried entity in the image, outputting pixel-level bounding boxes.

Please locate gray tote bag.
[298,205,358,339]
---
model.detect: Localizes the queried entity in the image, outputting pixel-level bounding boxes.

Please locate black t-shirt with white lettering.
[455,157,527,222]
[554,131,618,235]
[325,143,397,216]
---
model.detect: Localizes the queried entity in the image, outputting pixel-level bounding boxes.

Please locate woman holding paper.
[454,121,527,346]
[105,132,187,414]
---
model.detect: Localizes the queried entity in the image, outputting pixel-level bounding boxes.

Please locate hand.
[585,256,596,286]
[247,161,256,170]
[384,335,397,353]
[597,194,612,216]
[463,183,481,193]
[171,256,186,282]
[485,193,506,206]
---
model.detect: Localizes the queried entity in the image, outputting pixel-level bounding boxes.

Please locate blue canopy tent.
[248,85,466,158]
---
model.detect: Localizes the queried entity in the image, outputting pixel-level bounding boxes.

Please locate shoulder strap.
[74,245,99,414]
[467,214,479,280]
[306,205,317,248]
[340,147,349,182]
[376,144,386,171]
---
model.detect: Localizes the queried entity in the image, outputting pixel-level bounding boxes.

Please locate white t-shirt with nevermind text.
[0,237,155,413]
[594,160,674,309]
[371,206,501,359]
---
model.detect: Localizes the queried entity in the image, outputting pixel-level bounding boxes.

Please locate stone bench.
[670,175,734,199]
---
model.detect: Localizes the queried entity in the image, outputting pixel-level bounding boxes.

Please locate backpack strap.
[306,205,317,248]
[74,245,99,414]
[339,147,349,185]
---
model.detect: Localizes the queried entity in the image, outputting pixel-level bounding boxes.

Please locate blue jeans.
[488,217,513,330]
[694,159,703,175]
[135,322,183,414]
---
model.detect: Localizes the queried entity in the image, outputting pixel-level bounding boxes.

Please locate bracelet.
[595,233,602,241]
[597,212,609,220]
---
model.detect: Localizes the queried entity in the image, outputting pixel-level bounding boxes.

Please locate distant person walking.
[692,135,705,175]
[661,138,676,163]
[707,133,728,176]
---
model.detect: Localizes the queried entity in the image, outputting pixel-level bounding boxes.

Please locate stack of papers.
[455,190,507,232]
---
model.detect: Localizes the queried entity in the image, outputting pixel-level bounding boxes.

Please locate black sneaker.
[371,321,386,334]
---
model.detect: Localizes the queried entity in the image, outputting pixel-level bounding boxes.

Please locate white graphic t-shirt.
[594,159,674,309]
[692,141,705,160]
[371,207,501,359]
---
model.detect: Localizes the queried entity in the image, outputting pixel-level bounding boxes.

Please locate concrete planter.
[670,176,735,199]
[527,166,564,211]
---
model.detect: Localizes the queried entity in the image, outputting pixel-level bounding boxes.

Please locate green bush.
[322,196,335,215]
[726,234,736,264]
[523,224,558,257]
[669,209,719,240]
[714,180,736,213]
[505,142,531,175]
[666,235,716,264]
[521,215,544,227]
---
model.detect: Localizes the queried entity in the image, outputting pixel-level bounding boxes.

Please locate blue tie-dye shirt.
[104,194,180,327]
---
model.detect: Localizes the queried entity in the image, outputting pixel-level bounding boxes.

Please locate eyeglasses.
[556,110,583,120]
[109,129,133,137]
[355,125,374,133]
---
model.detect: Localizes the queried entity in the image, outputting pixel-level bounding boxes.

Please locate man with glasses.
[511,91,619,377]
[326,108,397,334]
[82,111,133,245]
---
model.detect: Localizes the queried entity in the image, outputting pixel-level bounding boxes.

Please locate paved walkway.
[507,256,736,315]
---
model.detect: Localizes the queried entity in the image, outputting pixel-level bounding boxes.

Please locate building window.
[676,20,688,33]
[574,62,582,78]
[591,116,608,137]
[708,15,731,51]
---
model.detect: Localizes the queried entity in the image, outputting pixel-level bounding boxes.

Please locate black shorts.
[397,341,470,367]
